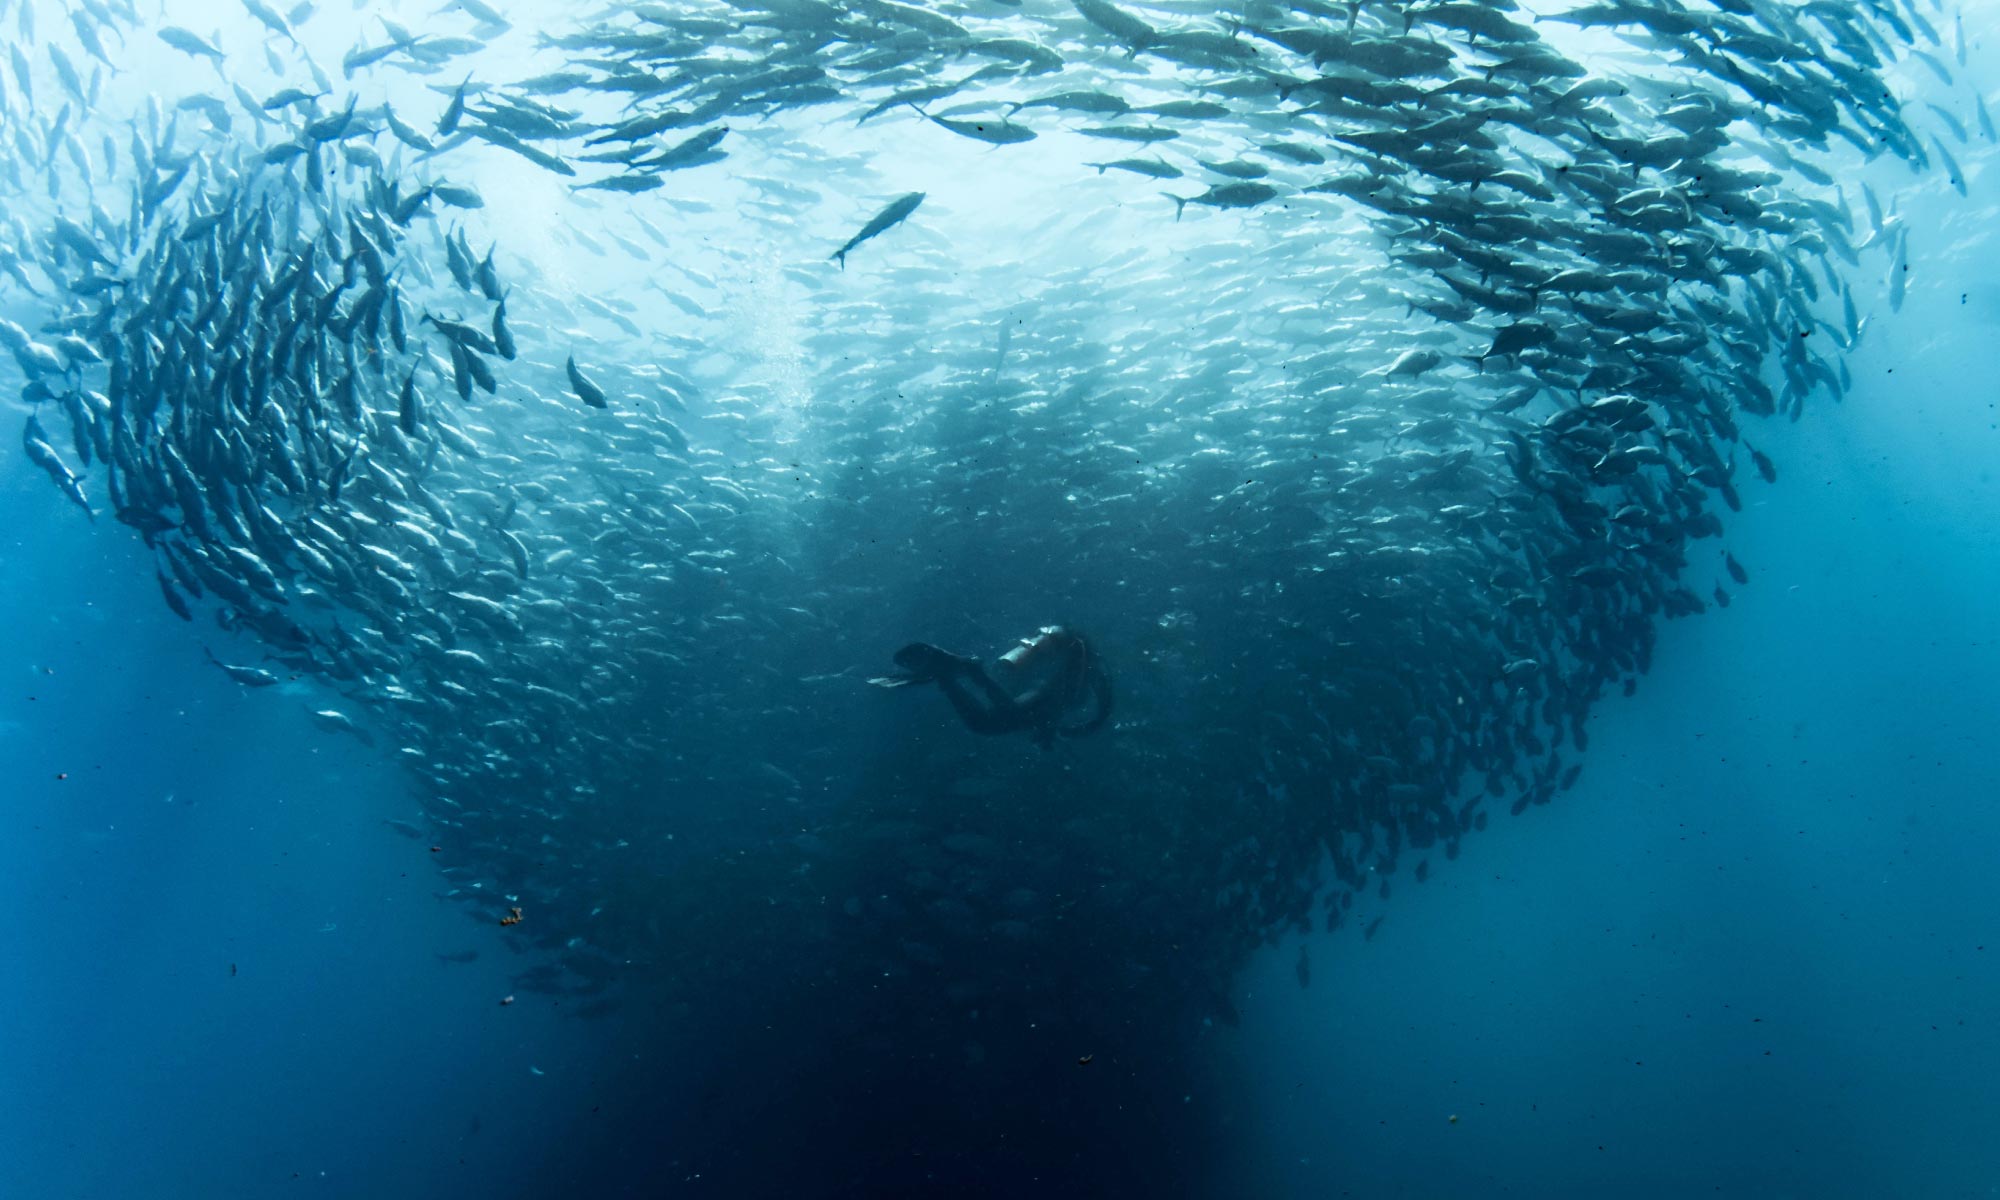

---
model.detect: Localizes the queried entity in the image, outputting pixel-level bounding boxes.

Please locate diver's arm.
[1008,635,1086,709]
[1059,665,1113,738]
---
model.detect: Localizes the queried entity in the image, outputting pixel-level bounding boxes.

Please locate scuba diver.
[872,626,1113,747]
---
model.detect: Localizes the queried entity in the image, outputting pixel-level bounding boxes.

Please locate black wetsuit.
[890,632,1113,745]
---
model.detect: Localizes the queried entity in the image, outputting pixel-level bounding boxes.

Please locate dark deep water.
[2,0,1999,1196]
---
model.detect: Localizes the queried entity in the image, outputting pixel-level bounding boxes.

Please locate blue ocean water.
[0,1,1996,1197]
[1229,286,2000,1196]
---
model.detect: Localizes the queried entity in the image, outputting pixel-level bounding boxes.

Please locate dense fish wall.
[0,0,1978,1192]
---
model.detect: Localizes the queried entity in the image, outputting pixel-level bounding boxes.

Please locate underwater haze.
[2,0,1998,1195]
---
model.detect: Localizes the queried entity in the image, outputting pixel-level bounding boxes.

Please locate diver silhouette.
[873,626,1113,747]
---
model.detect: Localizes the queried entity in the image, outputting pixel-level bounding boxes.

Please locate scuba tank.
[1000,625,1074,671]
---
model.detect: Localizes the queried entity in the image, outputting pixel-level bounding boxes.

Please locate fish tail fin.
[832,249,847,270]
[1161,193,1189,221]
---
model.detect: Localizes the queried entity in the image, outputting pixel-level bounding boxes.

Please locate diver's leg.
[892,642,976,682]
[960,661,1020,711]
[935,666,1029,735]
[901,645,1019,714]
